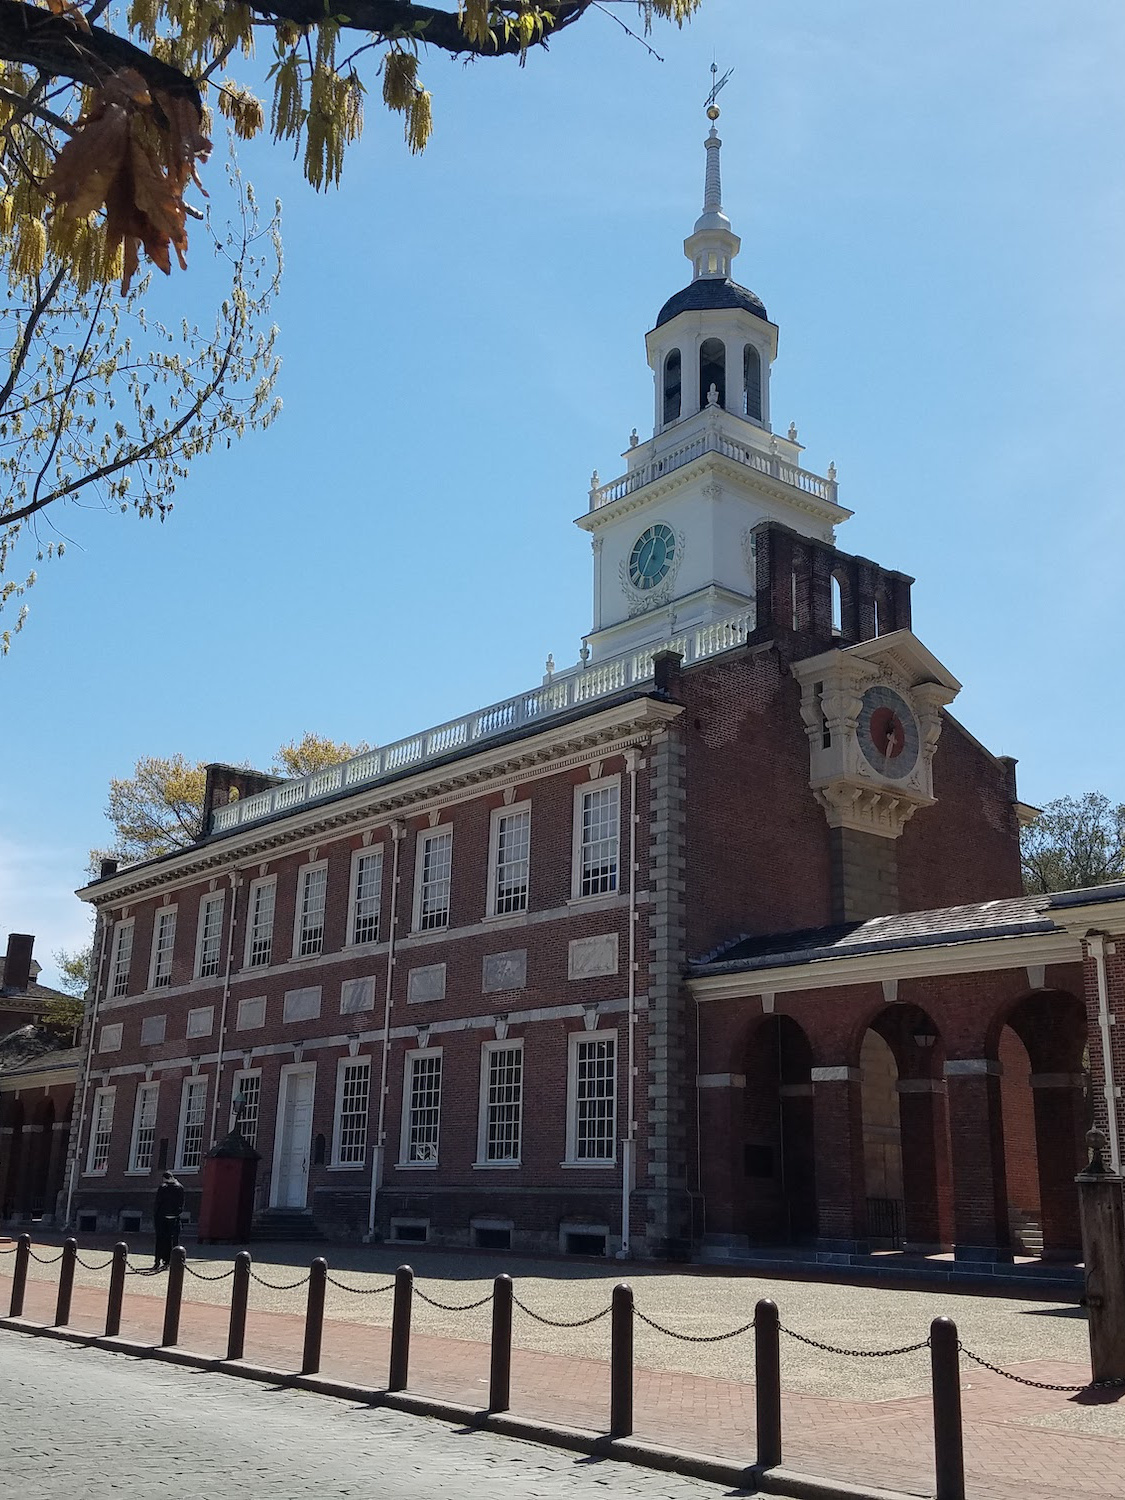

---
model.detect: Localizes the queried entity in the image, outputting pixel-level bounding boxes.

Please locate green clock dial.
[628,523,677,591]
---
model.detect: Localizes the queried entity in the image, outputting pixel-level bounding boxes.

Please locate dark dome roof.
[654,277,768,329]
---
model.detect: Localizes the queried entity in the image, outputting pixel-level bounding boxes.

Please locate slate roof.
[690,882,1125,977]
[654,278,769,329]
[0,1023,81,1080]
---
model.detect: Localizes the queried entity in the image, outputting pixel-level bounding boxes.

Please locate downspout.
[208,868,242,1148]
[619,748,640,1258]
[63,907,112,1228]
[1087,933,1121,1174]
[367,820,405,1240]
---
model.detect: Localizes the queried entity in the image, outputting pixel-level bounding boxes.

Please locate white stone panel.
[568,934,619,981]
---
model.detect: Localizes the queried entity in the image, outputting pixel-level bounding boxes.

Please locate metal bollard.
[754,1298,783,1470]
[54,1238,77,1327]
[610,1282,634,1439]
[388,1264,413,1392]
[489,1274,513,1413]
[227,1251,251,1361]
[104,1242,128,1337]
[8,1234,30,1317]
[161,1246,186,1347]
[931,1316,965,1500]
[302,1258,328,1375]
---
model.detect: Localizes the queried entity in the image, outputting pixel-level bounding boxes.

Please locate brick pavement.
[4,1254,1125,1500]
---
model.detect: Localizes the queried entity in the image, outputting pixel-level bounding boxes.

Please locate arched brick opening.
[25,1096,55,1218]
[741,1015,817,1242]
[0,1096,25,1221]
[1001,991,1090,1260]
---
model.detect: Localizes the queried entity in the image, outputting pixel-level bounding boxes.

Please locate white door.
[272,1065,315,1208]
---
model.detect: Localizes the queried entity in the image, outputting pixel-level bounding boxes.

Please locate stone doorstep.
[0,1318,924,1500]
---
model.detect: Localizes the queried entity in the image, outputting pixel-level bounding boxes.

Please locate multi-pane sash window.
[246,879,275,968]
[480,1044,523,1164]
[578,783,620,898]
[493,809,530,916]
[195,892,224,979]
[86,1088,115,1174]
[129,1082,159,1173]
[350,850,383,945]
[572,1035,616,1162]
[176,1077,208,1171]
[334,1060,371,1166]
[417,830,452,931]
[110,919,133,999]
[230,1071,261,1148]
[151,908,177,989]
[297,865,328,957]
[403,1052,442,1163]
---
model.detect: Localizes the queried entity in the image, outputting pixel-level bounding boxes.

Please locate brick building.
[65,108,1125,1264]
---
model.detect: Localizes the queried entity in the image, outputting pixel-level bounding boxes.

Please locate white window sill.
[480,911,529,926]
[82,1170,108,1178]
[124,1168,153,1176]
[566,893,621,912]
[472,1160,521,1170]
[559,1159,616,1169]
[394,1160,438,1170]
[326,1162,366,1172]
[173,1166,200,1176]
[412,924,450,938]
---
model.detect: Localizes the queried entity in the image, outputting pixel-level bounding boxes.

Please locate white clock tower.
[576,103,850,662]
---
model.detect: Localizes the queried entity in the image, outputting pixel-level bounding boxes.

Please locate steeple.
[684,103,741,282]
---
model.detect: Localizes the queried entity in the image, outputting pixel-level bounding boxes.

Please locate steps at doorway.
[252,1209,323,1243]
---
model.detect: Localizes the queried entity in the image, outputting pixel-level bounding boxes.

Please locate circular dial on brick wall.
[628,523,677,591]
[857,685,920,780]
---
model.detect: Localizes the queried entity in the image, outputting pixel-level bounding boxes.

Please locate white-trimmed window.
[333,1058,371,1167]
[195,891,225,980]
[565,1031,617,1165]
[296,862,328,957]
[477,1041,523,1165]
[245,877,276,968]
[150,906,177,989]
[176,1076,208,1172]
[348,848,383,945]
[400,1049,442,1165]
[414,828,452,932]
[229,1069,261,1148]
[109,918,134,999]
[98,1022,123,1053]
[573,779,620,899]
[489,805,530,917]
[86,1087,116,1174]
[128,1082,160,1173]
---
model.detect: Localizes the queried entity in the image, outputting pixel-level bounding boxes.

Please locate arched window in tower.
[663,350,682,426]
[699,339,726,410]
[831,574,843,637]
[743,345,762,421]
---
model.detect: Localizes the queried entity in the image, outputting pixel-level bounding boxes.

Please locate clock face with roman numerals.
[857,685,920,780]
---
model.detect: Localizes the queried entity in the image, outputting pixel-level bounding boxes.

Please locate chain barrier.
[0,1244,17,1255]
[248,1268,312,1291]
[74,1253,115,1272]
[512,1294,612,1329]
[958,1343,1125,1394]
[635,1306,758,1343]
[26,1247,65,1265]
[325,1274,396,1296]
[779,1324,930,1359]
[414,1286,493,1313]
[182,1263,236,1282]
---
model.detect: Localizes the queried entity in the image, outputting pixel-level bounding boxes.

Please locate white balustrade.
[591,428,836,510]
[207,604,756,835]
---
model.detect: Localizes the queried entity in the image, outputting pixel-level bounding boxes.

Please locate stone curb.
[0,1317,925,1500]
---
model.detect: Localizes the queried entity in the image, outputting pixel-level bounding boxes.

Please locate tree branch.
[245,0,595,57]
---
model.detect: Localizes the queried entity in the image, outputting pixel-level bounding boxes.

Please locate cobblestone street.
[5,1237,1125,1499]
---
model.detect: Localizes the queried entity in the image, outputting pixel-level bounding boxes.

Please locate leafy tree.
[0,3,700,294]
[1021,791,1125,895]
[52,943,93,995]
[96,734,364,864]
[0,171,282,645]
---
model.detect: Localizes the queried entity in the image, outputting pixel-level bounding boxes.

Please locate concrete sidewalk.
[3,1245,1124,1500]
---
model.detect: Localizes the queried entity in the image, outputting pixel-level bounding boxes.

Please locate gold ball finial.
[706,104,721,122]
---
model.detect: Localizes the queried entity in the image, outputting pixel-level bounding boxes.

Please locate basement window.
[77,1213,97,1233]
[561,1224,608,1257]
[120,1211,142,1233]
[390,1218,428,1244]
[471,1221,513,1251]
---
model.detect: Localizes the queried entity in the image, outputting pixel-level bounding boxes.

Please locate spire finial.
[687,65,739,281]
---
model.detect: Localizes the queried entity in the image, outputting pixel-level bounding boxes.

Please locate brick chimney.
[202,763,283,835]
[2,933,34,994]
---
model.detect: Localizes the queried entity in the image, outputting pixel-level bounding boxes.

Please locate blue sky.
[3,0,1123,984]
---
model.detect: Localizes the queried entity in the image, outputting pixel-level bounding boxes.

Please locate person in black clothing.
[152,1172,185,1270]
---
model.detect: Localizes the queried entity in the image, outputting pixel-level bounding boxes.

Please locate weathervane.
[706,61,734,121]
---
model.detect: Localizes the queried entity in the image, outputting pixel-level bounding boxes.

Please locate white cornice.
[78,699,683,908]
[690,929,1083,1001]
